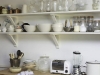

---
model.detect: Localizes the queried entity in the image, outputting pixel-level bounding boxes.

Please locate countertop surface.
[0,69,65,75]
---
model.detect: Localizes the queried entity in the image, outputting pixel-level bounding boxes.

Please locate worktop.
[0,69,63,75]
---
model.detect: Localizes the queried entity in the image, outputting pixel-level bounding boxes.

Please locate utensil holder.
[10,58,20,67]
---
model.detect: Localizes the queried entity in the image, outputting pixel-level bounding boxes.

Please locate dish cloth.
[17,71,34,75]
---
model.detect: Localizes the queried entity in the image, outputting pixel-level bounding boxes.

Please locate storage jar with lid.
[38,56,50,73]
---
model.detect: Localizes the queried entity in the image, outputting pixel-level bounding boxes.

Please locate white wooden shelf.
[1,10,100,49]
[0,32,100,49]
[0,10,100,16]
[0,32,100,35]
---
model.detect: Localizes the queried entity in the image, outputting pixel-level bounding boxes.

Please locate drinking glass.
[57,0,63,11]
[51,0,58,12]
[62,0,69,11]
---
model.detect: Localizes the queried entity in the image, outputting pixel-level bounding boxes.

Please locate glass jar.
[74,21,80,32]
[94,20,100,32]
[44,0,51,12]
[38,56,50,73]
[69,0,77,11]
[51,0,58,12]
[92,0,99,10]
[87,20,94,32]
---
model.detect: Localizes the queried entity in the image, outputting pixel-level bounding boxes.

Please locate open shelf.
[0,10,100,16]
[0,32,100,35]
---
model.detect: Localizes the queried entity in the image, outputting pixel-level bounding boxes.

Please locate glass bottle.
[62,0,69,11]
[44,0,51,12]
[69,0,77,11]
[51,0,58,12]
[94,20,100,32]
[74,21,80,32]
[39,0,44,12]
[92,0,99,10]
[38,56,50,73]
[57,0,63,11]
[87,20,94,32]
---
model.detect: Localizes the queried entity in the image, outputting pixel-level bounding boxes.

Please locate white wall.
[0,0,100,72]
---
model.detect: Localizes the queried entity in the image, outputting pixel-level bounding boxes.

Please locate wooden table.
[0,69,62,75]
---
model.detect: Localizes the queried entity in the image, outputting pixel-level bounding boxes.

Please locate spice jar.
[2,7,7,14]
[94,20,100,32]
[38,55,50,73]
[74,21,80,32]
[87,20,94,32]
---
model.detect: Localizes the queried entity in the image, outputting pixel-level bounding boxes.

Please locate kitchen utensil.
[86,60,100,75]
[17,50,22,58]
[18,53,24,59]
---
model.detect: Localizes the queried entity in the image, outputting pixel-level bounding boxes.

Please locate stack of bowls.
[52,23,64,32]
[23,59,36,70]
[37,23,51,32]
[24,25,36,32]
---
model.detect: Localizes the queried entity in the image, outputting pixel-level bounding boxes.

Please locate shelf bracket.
[6,16,18,27]
[7,34,18,47]
[50,34,59,49]
[50,14,58,23]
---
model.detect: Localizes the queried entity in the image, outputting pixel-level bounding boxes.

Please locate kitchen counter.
[0,69,64,75]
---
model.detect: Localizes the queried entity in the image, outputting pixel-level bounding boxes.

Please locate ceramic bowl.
[9,67,22,73]
[15,29,22,32]
[24,25,36,32]
[52,23,64,27]
[52,26,63,32]
[37,23,51,32]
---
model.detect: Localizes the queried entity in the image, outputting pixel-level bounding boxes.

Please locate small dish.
[9,67,22,73]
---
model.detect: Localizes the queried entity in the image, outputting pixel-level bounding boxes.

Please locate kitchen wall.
[0,0,100,72]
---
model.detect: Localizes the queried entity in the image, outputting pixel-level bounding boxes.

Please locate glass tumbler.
[51,0,58,12]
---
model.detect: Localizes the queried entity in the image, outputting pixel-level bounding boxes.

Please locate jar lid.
[40,56,49,58]
[86,60,100,64]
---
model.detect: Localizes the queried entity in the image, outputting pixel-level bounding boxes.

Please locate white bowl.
[9,67,22,73]
[15,29,22,32]
[52,23,64,27]
[52,26,63,32]
[37,23,51,32]
[24,25,36,32]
